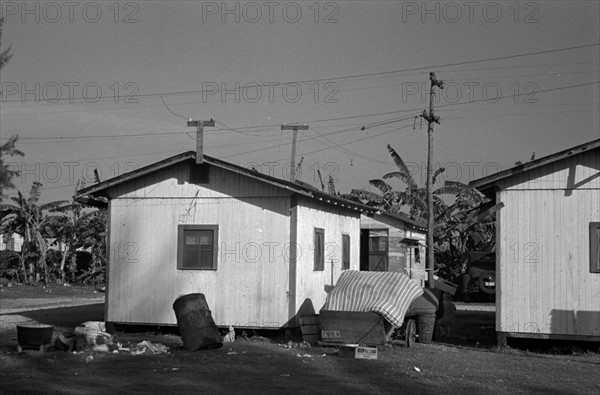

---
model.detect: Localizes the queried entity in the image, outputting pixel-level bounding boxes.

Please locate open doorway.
[360,229,389,271]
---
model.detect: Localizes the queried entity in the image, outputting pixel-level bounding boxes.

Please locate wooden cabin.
[359,213,427,286]
[77,152,374,329]
[470,139,600,344]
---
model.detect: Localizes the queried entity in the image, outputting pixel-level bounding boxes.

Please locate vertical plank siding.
[107,162,292,328]
[293,196,361,318]
[497,149,600,337]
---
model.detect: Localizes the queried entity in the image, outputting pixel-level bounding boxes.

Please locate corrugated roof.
[76,151,375,214]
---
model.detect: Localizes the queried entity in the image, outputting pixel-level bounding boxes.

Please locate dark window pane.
[180,228,216,269]
[314,229,324,271]
[342,234,350,270]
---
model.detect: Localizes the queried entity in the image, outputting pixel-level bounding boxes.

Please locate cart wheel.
[406,319,416,348]
[478,271,496,294]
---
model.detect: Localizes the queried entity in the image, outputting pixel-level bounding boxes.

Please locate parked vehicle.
[462,251,495,301]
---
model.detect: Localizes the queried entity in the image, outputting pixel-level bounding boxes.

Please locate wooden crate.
[319,310,386,346]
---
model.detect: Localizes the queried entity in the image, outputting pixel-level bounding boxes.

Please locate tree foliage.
[351,144,496,282]
[0,182,107,285]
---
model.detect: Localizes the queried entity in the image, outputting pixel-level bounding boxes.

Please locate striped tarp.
[322,270,424,328]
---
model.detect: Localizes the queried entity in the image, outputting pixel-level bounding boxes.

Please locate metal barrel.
[173,293,223,351]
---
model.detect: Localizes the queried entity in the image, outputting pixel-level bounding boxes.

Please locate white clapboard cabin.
[360,213,427,286]
[77,151,375,329]
[470,139,600,344]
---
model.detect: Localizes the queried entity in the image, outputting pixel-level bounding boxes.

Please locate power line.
[2,43,597,105]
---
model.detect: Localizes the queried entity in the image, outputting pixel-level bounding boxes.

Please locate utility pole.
[187,119,215,164]
[421,72,444,290]
[281,124,309,181]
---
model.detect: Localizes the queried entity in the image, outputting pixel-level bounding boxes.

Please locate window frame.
[177,224,219,270]
[590,222,600,274]
[342,233,350,270]
[314,227,325,271]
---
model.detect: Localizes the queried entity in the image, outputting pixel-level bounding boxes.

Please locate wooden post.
[421,72,444,289]
[281,124,309,181]
[188,119,215,164]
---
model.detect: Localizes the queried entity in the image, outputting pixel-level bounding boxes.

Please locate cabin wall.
[360,215,426,284]
[293,196,361,319]
[106,162,292,328]
[496,149,600,338]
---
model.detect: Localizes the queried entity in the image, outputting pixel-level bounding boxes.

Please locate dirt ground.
[1,284,599,394]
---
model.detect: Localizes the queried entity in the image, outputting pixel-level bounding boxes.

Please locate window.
[342,234,350,270]
[591,222,600,273]
[177,225,218,270]
[414,247,421,263]
[314,228,324,271]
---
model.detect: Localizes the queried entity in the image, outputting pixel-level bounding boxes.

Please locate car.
[462,251,496,302]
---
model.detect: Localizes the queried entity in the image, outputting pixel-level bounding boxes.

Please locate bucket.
[17,324,54,347]
[416,312,436,344]
[299,315,320,344]
[173,294,222,351]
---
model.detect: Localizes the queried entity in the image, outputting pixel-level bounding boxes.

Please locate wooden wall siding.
[106,162,293,328]
[498,150,600,336]
[294,196,361,317]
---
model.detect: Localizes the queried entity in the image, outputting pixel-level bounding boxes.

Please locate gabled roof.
[469,138,600,196]
[76,151,375,214]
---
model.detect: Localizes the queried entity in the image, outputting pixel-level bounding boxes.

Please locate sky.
[1,0,599,203]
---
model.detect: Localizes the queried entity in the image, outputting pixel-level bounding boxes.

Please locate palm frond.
[433,180,468,196]
[432,167,446,184]
[386,145,417,187]
[369,179,393,194]
[382,171,414,186]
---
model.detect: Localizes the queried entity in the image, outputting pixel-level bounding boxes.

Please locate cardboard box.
[338,344,378,360]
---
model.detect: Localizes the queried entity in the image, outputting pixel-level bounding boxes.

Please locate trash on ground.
[74,321,113,348]
[280,341,311,349]
[130,340,170,355]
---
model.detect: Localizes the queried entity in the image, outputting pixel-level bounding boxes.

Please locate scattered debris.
[226,348,238,355]
[74,321,113,348]
[130,340,170,355]
[280,341,311,350]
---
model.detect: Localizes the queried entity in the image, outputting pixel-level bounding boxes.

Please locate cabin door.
[360,229,389,271]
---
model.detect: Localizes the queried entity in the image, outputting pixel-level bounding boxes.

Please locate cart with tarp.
[316,270,430,348]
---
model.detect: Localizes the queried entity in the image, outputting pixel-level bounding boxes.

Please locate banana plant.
[0,182,67,284]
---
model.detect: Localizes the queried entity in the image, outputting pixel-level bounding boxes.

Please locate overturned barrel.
[173,293,223,350]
